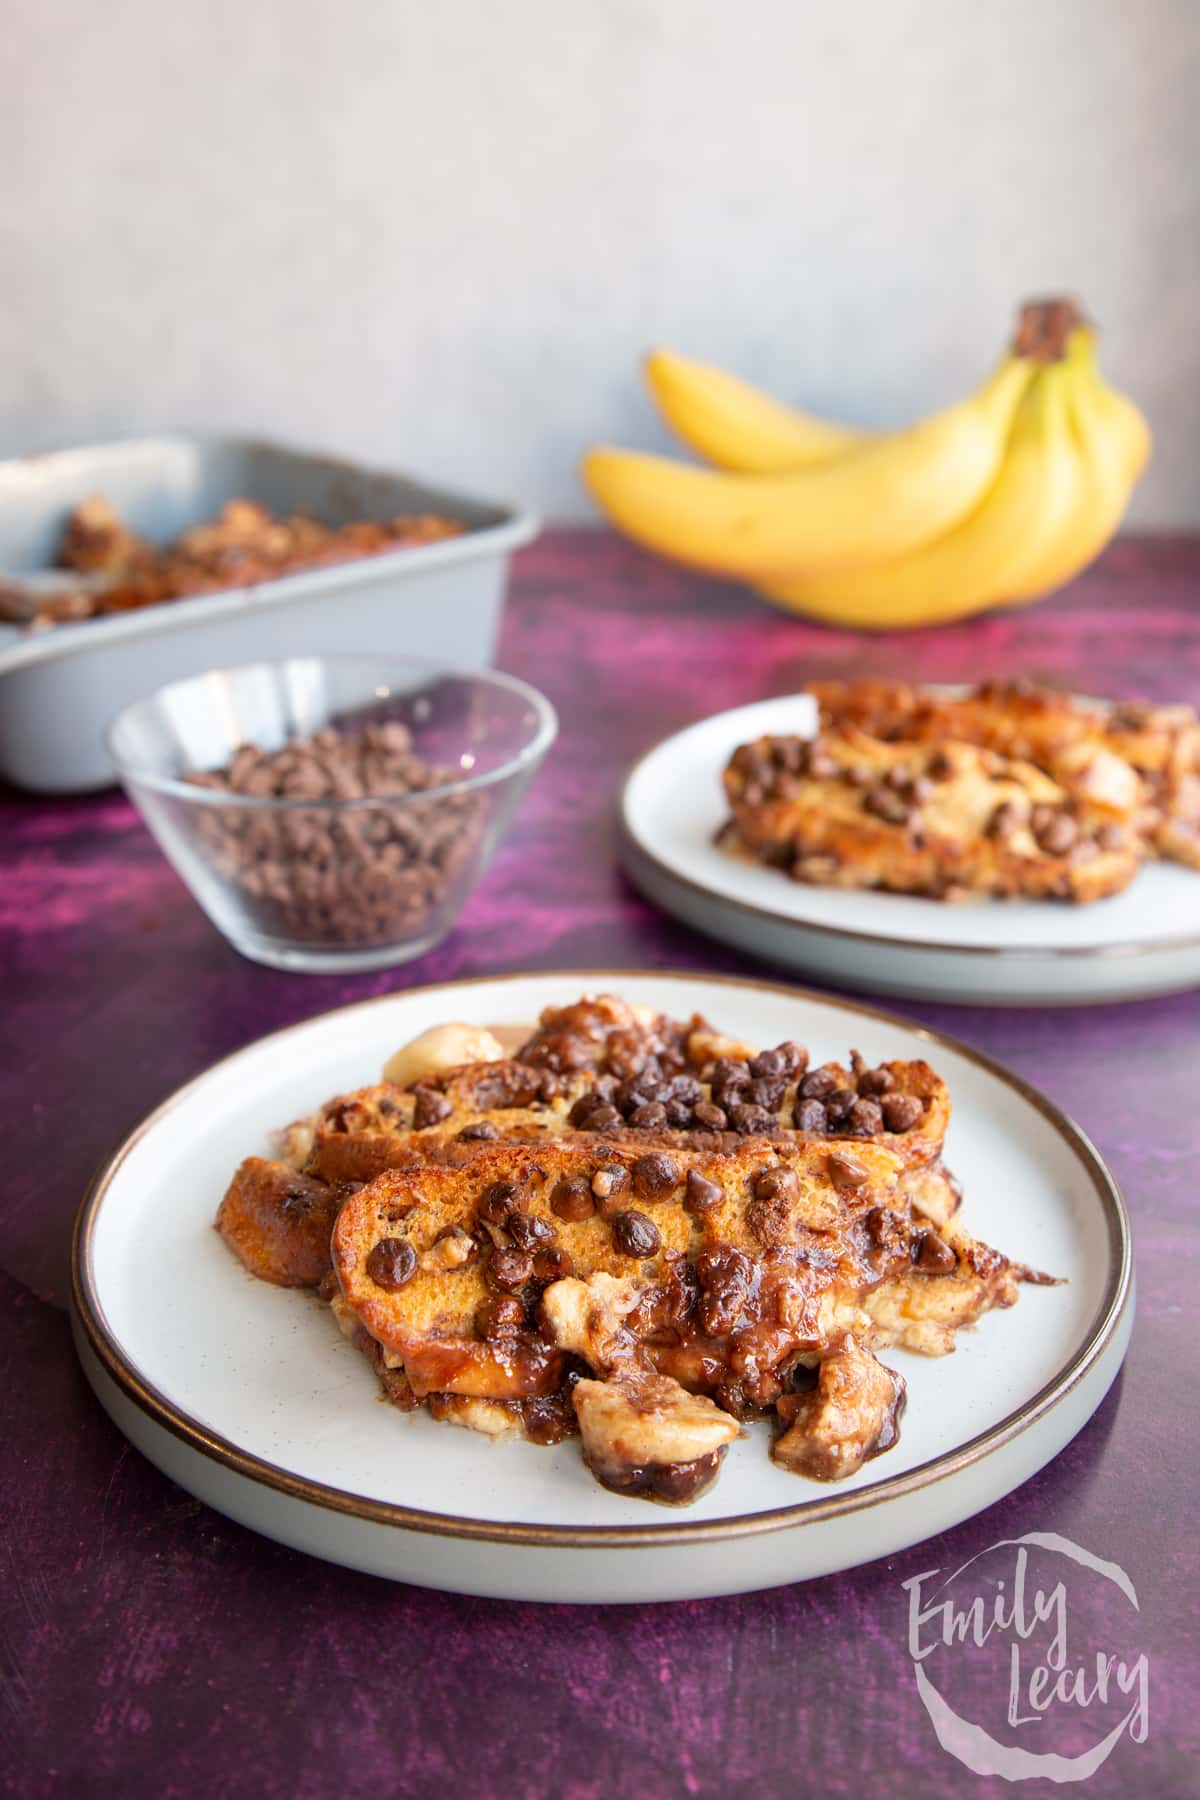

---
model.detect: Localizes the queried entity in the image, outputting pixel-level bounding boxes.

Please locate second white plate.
[619,695,1200,1005]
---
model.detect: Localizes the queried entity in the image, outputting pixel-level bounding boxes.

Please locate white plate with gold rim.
[72,970,1130,1603]
[619,695,1200,1005]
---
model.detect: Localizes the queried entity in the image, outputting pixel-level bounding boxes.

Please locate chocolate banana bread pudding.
[216,993,1054,1504]
[720,677,1200,902]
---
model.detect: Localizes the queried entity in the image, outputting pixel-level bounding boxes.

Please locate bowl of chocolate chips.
[108,657,557,970]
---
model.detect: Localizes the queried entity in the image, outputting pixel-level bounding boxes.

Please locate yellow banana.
[1079,336,1151,487]
[996,332,1150,603]
[582,354,1032,580]
[755,363,1085,630]
[644,348,864,472]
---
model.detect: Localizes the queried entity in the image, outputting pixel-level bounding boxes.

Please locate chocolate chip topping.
[823,1087,857,1125]
[880,1092,924,1133]
[863,786,912,825]
[985,800,1022,840]
[845,1097,884,1137]
[611,1210,661,1258]
[827,1151,869,1194]
[1033,808,1078,855]
[727,1103,777,1135]
[533,1246,573,1283]
[365,1237,417,1290]
[631,1152,679,1201]
[507,1212,556,1250]
[753,1166,800,1204]
[551,1177,596,1222]
[478,1180,521,1226]
[488,1247,534,1292]
[800,1067,838,1100]
[913,1230,957,1274]
[692,1100,728,1131]
[794,1097,829,1133]
[591,1164,631,1212]
[411,1086,453,1130]
[478,1294,524,1337]
[683,1169,723,1214]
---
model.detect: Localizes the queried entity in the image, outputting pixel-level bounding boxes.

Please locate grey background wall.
[2,1,1196,525]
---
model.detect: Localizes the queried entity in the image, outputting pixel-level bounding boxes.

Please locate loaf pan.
[0,436,539,792]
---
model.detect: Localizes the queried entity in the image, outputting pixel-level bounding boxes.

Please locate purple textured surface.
[2,529,1198,1797]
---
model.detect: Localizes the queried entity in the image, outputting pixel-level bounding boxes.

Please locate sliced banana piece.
[381,1023,506,1087]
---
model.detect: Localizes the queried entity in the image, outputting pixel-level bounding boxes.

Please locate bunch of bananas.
[581,299,1151,631]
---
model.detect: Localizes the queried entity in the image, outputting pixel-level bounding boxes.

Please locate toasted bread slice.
[812,678,1200,867]
[1105,700,1200,867]
[329,1138,1036,1497]
[219,1036,955,1290]
[810,679,1143,825]
[723,728,1139,903]
[214,1158,341,1288]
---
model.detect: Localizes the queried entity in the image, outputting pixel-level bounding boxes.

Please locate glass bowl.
[107,657,557,972]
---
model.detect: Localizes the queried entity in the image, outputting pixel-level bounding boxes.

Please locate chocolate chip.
[612,1210,661,1257]
[628,1101,668,1129]
[866,1206,906,1252]
[794,1098,829,1132]
[710,1059,750,1094]
[913,1230,957,1274]
[684,1169,723,1214]
[856,1065,895,1096]
[823,1087,857,1124]
[411,1086,453,1129]
[748,1048,786,1078]
[533,1246,574,1283]
[776,1041,810,1077]
[692,1101,727,1131]
[747,1075,787,1110]
[884,763,916,791]
[591,1165,631,1212]
[845,1098,884,1136]
[478,1294,524,1337]
[365,1238,417,1290]
[800,1067,838,1100]
[508,1212,556,1250]
[551,1177,595,1222]
[986,800,1023,840]
[458,1121,499,1141]
[695,1245,753,1336]
[753,1166,799,1203]
[881,1092,924,1132]
[827,1151,869,1193]
[1034,810,1078,856]
[668,1076,703,1105]
[927,750,954,781]
[478,1180,521,1226]
[631,1152,679,1200]
[488,1248,534,1291]
[568,1093,607,1128]
[726,1103,776,1135]
[863,786,911,824]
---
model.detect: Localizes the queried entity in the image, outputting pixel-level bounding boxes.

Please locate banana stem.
[1013,297,1090,362]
